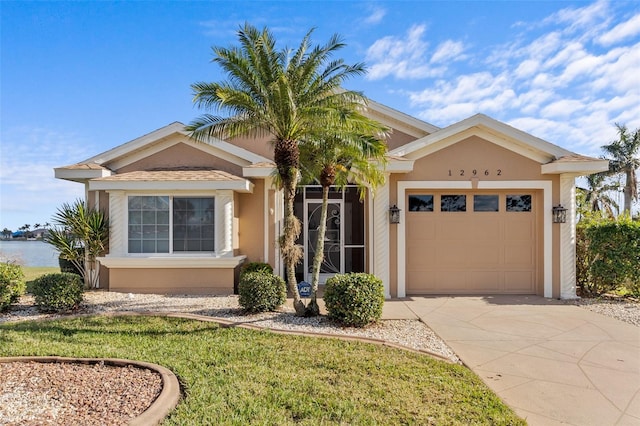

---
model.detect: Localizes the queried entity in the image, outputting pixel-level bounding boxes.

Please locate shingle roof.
[92,169,245,182]
[58,162,110,171]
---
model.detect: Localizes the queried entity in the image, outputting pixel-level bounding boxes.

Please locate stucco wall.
[107,268,236,294]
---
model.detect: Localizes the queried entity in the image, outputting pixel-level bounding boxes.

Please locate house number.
[448,169,502,177]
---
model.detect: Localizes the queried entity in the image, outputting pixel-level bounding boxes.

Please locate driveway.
[397,296,640,426]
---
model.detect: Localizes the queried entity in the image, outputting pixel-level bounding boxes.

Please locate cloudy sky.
[1,0,639,231]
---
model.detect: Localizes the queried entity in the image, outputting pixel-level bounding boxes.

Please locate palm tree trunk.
[307,185,329,316]
[281,176,306,316]
[624,168,633,214]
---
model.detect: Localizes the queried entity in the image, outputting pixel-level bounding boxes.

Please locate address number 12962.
[449,169,502,177]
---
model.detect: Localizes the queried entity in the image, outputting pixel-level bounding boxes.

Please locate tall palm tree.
[187,24,369,315]
[576,172,619,220]
[602,124,640,214]
[299,119,388,315]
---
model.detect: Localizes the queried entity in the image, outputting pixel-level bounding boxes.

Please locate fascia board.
[242,166,276,178]
[88,179,254,193]
[541,159,609,175]
[385,158,415,173]
[54,168,113,182]
[366,99,440,136]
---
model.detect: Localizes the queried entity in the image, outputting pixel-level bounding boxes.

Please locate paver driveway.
[397,296,640,426]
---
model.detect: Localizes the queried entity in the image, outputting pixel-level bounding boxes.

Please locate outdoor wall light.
[552,204,567,223]
[389,205,401,224]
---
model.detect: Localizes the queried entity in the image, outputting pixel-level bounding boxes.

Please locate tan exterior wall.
[386,129,418,151]
[228,134,274,160]
[108,268,235,294]
[237,179,267,263]
[389,136,561,298]
[116,142,243,176]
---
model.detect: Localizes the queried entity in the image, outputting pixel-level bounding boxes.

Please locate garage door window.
[409,195,434,211]
[441,195,466,212]
[474,195,499,212]
[506,195,532,212]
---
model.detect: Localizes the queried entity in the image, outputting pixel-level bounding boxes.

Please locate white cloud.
[430,40,466,64]
[363,5,386,25]
[366,24,461,80]
[598,13,640,45]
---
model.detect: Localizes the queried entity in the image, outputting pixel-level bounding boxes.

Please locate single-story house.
[55,100,608,299]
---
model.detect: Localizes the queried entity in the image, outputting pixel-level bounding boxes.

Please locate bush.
[31,272,84,312]
[577,215,640,296]
[324,273,385,327]
[0,262,26,312]
[241,262,274,277]
[238,271,286,313]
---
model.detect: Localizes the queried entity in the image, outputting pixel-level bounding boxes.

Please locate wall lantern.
[389,205,401,224]
[552,205,567,224]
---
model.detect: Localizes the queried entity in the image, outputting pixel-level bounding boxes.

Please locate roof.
[88,169,254,192]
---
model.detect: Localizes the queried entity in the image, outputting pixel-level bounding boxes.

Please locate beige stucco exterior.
[54,108,608,298]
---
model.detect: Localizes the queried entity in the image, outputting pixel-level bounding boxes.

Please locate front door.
[305,200,343,283]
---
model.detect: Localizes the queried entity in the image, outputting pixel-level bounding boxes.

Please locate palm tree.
[602,124,640,214]
[299,123,388,315]
[1,228,11,239]
[576,172,619,220]
[187,24,369,315]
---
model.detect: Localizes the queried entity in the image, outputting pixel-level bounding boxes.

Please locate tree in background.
[602,124,640,214]
[1,229,11,239]
[576,172,619,220]
[187,24,369,315]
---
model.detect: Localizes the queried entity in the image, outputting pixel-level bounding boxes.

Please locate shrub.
[577,215,640,296]
[31,272,84,312]
[0,262,26,312]
[324,273,384,327]
[238,271,286,313]
[241,262,274,277]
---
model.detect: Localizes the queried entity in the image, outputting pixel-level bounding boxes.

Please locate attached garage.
[405,190,540,295]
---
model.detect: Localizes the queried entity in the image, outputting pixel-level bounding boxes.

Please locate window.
[409,195,434,212]
[474,195,499,212]
[506,195,532,212]
[441,195,466,212]
[128,196,215,253]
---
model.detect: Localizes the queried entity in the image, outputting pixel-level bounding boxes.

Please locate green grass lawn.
[22,266,59,282]
[0,316,525,425]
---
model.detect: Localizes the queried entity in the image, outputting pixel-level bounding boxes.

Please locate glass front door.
[305,200,343,283]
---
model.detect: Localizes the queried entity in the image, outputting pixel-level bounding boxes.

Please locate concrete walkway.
[383,296,640,426]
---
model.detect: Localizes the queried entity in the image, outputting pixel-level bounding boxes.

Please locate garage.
[405,190,539,295]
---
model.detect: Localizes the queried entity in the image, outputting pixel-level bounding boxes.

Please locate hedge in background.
[0,262,26,312]
[238,271,286,313]
[577,215,640,296]
[324,273,385,327]
[31,272,84,313]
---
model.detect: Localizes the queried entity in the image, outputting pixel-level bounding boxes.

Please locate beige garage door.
[405,191,538,294]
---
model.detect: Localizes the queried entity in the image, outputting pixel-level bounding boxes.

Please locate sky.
[1,0,639,231]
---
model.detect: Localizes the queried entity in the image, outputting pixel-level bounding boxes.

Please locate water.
[0,240,60,267]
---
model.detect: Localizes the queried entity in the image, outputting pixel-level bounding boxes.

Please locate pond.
[0,240,60,267]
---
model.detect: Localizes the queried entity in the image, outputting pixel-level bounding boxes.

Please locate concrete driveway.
[387,296,640,426]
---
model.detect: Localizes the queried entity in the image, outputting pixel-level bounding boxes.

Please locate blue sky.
[1,0,639,231]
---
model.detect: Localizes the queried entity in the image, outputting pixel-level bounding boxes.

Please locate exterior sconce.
[389,205,401,224]
[552,205,567,223]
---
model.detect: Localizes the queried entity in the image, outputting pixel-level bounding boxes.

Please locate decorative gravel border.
[0,356,181,426]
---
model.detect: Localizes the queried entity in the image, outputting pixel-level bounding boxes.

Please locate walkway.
[383,296,640,426]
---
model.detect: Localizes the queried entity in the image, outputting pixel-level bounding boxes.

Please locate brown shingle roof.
[92,169,244,182]
[551,154,601,163]
[58,163,110,171]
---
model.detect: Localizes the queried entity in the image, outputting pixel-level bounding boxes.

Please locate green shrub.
[577,215,640,296]
[238,271,286,313]
[324,273,385,327]
[0,262,26,312]
[31,273,84,313]
[241,262,274,277]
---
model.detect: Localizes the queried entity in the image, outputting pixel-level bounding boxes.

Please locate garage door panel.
[406,190,537,295]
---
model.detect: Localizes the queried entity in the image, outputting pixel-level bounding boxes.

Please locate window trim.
[125,193,219,257]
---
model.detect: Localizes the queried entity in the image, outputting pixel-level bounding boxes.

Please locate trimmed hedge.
[0,262,26,312]
[238,271,286,313]
[324,273,385,327]
[241,262,274,277]
[577,216,640,296]
[31,272,84,313]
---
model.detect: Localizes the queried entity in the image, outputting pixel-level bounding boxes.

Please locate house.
[54,101,608,298]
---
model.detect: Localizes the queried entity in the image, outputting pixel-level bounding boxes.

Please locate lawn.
[23,266,59,282]
[0,315,524,425]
